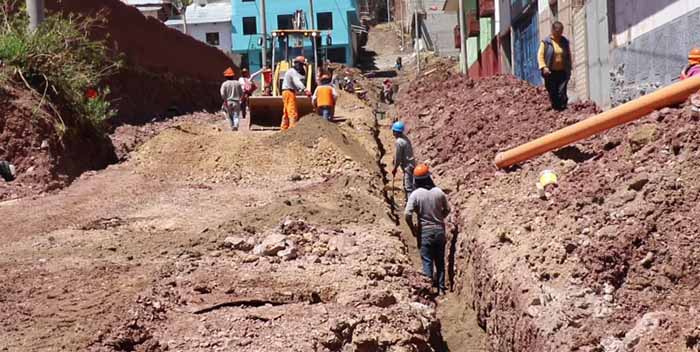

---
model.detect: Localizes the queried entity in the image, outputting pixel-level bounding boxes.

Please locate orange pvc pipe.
[494,76,700,169]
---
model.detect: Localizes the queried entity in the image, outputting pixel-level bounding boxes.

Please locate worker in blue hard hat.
[391,120,416,203]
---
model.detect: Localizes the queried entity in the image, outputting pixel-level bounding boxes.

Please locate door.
[513,11,541,86]
[586,0,611,107]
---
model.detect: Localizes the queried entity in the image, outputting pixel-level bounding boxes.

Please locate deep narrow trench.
[364,82,489,352]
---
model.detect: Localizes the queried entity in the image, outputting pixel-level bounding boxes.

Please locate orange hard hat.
[689,48,700,64]
[689,48,700,59]
[223,67,235,77]
[294,56,306,64]
[413,164,430,179]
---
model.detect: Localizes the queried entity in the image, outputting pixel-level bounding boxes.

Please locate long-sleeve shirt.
[394,135,415,171]
[538,38,566,71]
[220,80,243,103]
[281,68,306,92]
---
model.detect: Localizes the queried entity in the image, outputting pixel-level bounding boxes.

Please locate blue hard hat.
[392,121,405,133]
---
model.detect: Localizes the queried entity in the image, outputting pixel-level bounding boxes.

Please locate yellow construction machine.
[247,10,328,130]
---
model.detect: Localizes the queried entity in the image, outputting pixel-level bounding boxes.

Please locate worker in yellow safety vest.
[312,74,339,121]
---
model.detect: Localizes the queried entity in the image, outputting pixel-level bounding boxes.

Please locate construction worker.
[382,79,394,104]
[391,121,415,202]
[238,68,259,120]
[404,164,450,295]
[312,74,338,121]
[395,56,402,71]
[281,56,310,131]
[681,48,700,80]
[220,67,244,131]
[0,160,16,182]
[538,21,572,111]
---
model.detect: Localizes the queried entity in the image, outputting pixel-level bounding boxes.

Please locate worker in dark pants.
[404,164,450,295]
[538,21,572,111]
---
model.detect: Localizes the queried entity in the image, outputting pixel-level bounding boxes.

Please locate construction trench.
[3,21,700,352]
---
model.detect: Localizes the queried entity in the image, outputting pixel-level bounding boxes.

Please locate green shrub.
[0,3,121,132]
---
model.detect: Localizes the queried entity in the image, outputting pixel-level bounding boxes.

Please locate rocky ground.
[0,89,452,351]
[398,68,700,351]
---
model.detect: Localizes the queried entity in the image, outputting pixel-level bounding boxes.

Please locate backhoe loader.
[246,10,329,130]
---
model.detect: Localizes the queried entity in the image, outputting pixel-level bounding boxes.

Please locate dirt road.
[0,90,449,351]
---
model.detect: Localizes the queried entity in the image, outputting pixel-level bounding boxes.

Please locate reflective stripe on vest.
[316,86,335,107]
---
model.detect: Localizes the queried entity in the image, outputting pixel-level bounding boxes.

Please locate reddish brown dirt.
[0,81,115,201]
[398,69,700,351]
[46,0,236,124]
[0,94,448,351]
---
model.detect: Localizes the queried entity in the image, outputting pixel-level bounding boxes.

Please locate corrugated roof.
[165,1,231,25]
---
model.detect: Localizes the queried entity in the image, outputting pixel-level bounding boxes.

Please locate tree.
[173,0,193,34]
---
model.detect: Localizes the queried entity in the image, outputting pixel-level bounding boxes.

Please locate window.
[326,47,346,63]
[242,0,255,2]
[242,16,257,35]
[277,14,293,30]
[317,12,333,30]
[206,32,220,46]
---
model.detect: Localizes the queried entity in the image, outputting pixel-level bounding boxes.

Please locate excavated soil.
[0,81,116,201]
[0,93,447,351]
[399,71,700,351]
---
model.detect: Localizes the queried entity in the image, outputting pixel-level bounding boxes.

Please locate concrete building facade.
[231,0,362,73]
[166,0,233,54]
[609,0,700,105]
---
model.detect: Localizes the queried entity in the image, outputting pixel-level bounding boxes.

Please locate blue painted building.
[231,0,361,72]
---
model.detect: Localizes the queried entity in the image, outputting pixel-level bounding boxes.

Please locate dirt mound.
[397,74,598,185]
[0,82,115,201]
[268,115,377,172]
[46,0,236,124]
[399,71,700,350]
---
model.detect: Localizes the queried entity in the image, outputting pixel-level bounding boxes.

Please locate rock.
[639,252,654,268]
[628,175,650,191]
[369,290,397,308]
[277,246,298,261]
[628,124,658,152]
[253,233,288,256]
[223,236,254,251]
[600,336,624,352]
[328,236,357,255]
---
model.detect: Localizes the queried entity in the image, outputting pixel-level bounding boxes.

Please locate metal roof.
[165,1,231,25]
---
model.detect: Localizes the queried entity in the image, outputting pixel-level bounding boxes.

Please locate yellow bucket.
[539,169,558,187]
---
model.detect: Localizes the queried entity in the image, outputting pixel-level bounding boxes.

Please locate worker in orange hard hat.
[404,164,450,295]
[280,56,310,130]
[220,67,243,131]
[312,74,338,121]
[681,48,700,80]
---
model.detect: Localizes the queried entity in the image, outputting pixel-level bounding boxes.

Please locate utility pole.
[414,3,420,73]
[400,2,405,50]
[458,0,467,74]
[386,0,391,22]
[309,0,315,29]
[27,0,45,31]
[261,0,268,68]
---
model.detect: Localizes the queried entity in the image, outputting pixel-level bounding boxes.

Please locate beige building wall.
[572,5,588,100]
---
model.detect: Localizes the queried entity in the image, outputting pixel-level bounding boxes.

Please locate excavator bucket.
[246,95,315,130]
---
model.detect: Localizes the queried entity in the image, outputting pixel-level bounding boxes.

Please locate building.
[443,0,500,77]
[166,0,233,54]
[231,0,362,72]
[121,0,178,21]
